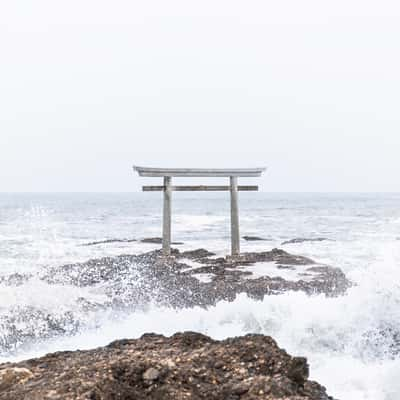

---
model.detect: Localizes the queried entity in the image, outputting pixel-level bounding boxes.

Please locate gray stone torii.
[133,166,266,258]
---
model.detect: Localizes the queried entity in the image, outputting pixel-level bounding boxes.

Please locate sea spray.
[2,285,399,399]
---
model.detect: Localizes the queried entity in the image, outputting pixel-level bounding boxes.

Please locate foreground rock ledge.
[0,332,335,400]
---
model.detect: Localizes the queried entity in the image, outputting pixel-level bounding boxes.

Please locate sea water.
[0,192,399,399]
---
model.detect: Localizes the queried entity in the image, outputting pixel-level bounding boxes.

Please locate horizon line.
[1,191,400,194]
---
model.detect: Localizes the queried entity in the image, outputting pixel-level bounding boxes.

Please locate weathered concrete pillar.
[230,176,240,257]
[162,176,172,256]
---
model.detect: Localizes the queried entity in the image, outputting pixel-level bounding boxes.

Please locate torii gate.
[133,166,266,258]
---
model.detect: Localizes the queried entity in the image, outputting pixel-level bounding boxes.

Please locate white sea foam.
[3,286,399,400]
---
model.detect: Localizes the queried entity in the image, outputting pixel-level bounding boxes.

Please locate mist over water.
[1,192,400,399]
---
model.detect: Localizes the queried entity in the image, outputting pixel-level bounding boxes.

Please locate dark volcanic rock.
[0,306,83,355]
[0,248,350,354]
[0,332,335,400]
[0,273,32,287]
[243,236,271,241]
[141,237,184,245]
[41,248,350,307]
[37,248,351,312]
[81,238,137,246]
[194,248,317,267]
[282,238,331,245]
[238,249,316,266]
[181,248,216,259]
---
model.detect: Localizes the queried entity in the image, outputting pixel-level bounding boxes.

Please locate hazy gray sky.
[1,0,400,192]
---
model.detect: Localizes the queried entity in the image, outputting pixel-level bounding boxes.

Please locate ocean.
[0,192,399,399]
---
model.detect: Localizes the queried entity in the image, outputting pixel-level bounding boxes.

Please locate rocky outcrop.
[81,239,137,246]
[0,332,335,400]
[180,248,216,259]
[0,273,31,287]
[281,238,331,245]
[41,248,350,306]
[243,236,271,241]
[0,249,350,354]
[0,248,351,356]
[141,237,184,245]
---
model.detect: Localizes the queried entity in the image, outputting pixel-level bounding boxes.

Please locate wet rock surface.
[0,248,351,355]
[41,248,350,306]
[281,238,332,245]
[81,239,137,246]
[243,236,271,241]
[0,273,32,287]
[141,237,184,245]
[0,332,335,400]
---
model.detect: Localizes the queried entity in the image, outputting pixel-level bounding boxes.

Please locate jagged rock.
[141,237,184,245]
[194,248,317,267]
[143,367,161,381]
[81,238,137,246]
[0,273,31,287]
[243,236,270,241]
[236,249,317,266]
[282,238,332,245]
[0,333,335,400]
[180,248,216,259]
[0,367,33,391]
[141,237,163,243]
[40,248,349,303]
[0,303,100,355]
[0,248,351,355]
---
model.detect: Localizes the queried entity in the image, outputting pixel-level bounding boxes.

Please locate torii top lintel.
[133,166,266,178]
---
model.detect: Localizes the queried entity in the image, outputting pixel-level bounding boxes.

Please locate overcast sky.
[1,0,400,192]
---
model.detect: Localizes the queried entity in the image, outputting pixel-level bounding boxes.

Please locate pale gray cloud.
[1,0,400,191]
